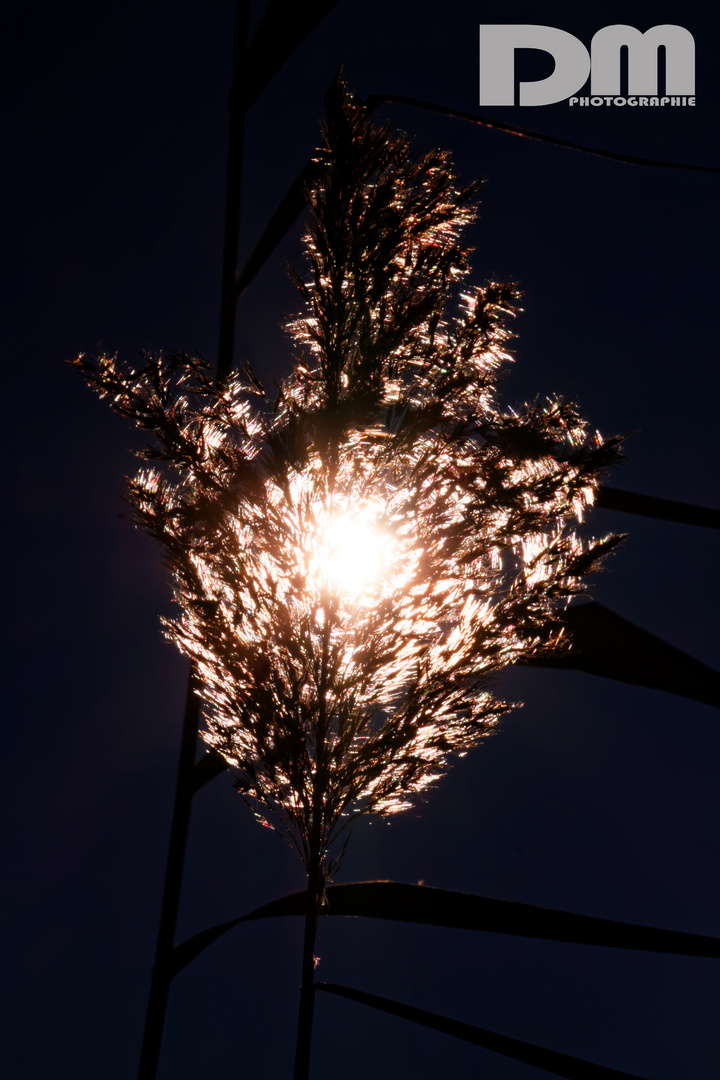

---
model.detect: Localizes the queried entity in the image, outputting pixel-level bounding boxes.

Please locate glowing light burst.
[317,503,395,600]
[71,80,624,875]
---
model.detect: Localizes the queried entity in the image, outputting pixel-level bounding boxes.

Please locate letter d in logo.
[479,25,590,106]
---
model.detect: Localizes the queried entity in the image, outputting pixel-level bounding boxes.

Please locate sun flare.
[325,508,389,593]
[307,500,403,603]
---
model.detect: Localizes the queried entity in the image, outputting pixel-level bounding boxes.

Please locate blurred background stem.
[136,3,250,1076]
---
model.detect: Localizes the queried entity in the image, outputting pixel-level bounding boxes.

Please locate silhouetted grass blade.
[527,602,720,707]
[168,891,307,977]
[364,93,720,174]
[240,75,720,295]
[170,881,720,977]
[242,0,344,112]
[235,95,398,295]
[236,103,409,296]
[236,160,321,297]
[315,982,648,1079]
[596,486,720,528]
[320,883,720,955]
[192,751,227,793]
[237,86,720,301]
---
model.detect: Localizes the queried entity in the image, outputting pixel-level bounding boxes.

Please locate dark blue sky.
[3,1,719,1078]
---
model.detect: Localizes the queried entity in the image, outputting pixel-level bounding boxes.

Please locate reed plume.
[71,75,623,1078]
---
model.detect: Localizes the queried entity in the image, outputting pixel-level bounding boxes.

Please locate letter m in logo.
[590,25,695,95]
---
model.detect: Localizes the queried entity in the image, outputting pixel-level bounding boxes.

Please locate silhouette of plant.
[71,77,625,1077]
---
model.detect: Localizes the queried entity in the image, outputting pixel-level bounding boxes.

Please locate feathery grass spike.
[71,75,622,882]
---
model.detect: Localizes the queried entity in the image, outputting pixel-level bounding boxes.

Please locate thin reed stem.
[217,0,251,381]
[294,599,332,1079]
[294,835,323,1080]
[137,672,200,1080]
[136,4,249,1077]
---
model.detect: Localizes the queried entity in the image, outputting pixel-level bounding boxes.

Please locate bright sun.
[308,501,400,603]
[323,508,392,596]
